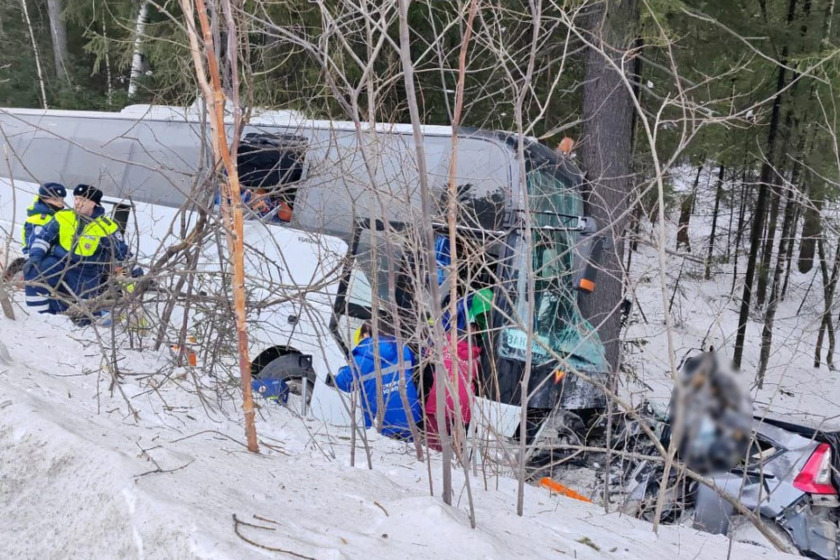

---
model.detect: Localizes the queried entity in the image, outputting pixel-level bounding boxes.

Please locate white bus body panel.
[0,106,517,242]
[0,177,356,427]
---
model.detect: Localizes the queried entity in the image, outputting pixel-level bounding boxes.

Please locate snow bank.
[0,309,788,559]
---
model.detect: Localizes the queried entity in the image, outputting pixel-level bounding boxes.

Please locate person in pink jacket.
[425,331,482,452]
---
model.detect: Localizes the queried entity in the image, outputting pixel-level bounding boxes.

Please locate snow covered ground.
[0,309,791,559]
[622,164,840,429]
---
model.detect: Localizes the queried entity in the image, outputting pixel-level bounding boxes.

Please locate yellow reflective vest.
[21,199,56,251]
[54,210,119,258]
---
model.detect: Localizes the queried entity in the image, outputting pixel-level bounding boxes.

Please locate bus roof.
[1,103,541,143]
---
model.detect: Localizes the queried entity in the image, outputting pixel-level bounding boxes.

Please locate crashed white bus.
[0,103,608,446]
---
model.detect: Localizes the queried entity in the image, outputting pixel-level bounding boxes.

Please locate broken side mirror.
[572,217,603,294]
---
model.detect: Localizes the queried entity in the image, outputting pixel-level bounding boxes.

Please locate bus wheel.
[258,353,316,415]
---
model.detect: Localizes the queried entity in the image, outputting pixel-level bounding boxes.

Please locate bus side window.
[237,132,307,222]
[111,202,133,234]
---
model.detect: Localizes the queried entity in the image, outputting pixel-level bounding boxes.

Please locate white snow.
[623,164,840,430]
[0,309,791,559]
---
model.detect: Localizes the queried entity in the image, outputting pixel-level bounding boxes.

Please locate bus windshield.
[498,163,604,369]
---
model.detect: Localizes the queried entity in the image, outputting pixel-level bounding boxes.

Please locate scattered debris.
[576,537,600,551]
[539,477,592,503]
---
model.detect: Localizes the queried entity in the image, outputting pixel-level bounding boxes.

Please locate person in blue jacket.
[25,184,129,314]
[21,183,67,313]
[21,182,67,255]
[335,321,422,440]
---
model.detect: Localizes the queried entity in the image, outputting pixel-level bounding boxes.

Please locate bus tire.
[257,352,316,405]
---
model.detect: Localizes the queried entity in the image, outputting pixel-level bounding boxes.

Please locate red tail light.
[793,443,837,495]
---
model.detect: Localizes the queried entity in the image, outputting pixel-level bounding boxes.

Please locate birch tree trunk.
[21,0,48,109]
[46,0,68,81]
[128,1,150,98]
[179,0,259,453]
[396,0,451,504]
[102,16,114,106]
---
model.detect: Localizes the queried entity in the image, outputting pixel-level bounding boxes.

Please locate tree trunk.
[726,167,736,263]
[814,236,840,368]
[676,193,693,253]
[705,164,725,279]
[756,181,782,308]
[779,131,809,300]
[626,203,642,273]
[179,0,258,453]
[780,200,800,300]
[757,187,796,386]
[799,196,823,273]
[730,171,749,295]
[758,0,815,300]
[396,0,452,504]
[128,2,150,98]
[733,0,801,369]
[578,0,639,372]
[677,164,702,253]
[102,15,114,106]
[20,0,48,109]
[45,0,68,81]
[0,280,14,320]
[733,44,792,369]
[814,234,840,368]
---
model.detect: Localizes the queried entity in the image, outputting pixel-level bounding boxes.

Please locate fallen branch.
[253,514,281,526]
[232,514,318,559]
[134,458,195,479]
[636,239,707,264]
[170,429,249,449]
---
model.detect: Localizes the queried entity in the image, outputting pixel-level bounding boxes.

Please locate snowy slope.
[0,310,789,559]
[622,164,840,429]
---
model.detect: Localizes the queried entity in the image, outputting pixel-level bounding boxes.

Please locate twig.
[170,429,250,449]
[234,516,275,531]
[134,459,195,478]
[373,501,389,517]
[232,514,318,559]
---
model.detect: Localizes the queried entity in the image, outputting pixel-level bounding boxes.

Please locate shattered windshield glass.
[498,162,605,370]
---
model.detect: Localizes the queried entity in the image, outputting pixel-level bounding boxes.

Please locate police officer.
[22,182,67,255]
[20,183,67,312]
[26,184,128,315]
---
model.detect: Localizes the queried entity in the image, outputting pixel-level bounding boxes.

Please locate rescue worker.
[335,320,422,441]
[21,183,67,313]
[25,184,128,315]
[424,326,482,452]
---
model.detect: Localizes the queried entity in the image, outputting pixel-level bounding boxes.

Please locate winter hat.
[38,182,66,199]
[73,184,103,205]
